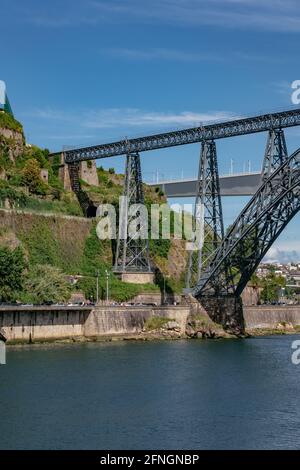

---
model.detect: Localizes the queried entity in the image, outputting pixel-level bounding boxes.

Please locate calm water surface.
[1,336,300,449]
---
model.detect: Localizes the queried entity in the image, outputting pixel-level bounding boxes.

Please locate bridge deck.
[50,108,300,163]
[149,172,261,197]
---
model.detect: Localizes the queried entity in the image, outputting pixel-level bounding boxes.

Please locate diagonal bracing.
[193,147,300,299]
[186,140,224,289]
[114,152,151,273]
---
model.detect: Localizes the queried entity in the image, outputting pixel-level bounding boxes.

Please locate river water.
[0,336,300,450]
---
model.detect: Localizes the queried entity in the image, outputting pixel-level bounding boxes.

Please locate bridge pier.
[186,140,224,289]
[114,152,153,282]
[199,295,245,336]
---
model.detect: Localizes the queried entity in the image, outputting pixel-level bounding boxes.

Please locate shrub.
[0,112,23,133]
[0,246,25,301]
[21,159,48,195]
[144,316,172,331]
[0,181,28,207]
[23,264,72,304]
[51,154,61,177]
[29,146,50,170]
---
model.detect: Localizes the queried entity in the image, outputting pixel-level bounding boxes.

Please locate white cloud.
[100,47,286,65]
[22,0,300,33]
[264,244,300,264]
[89,0,300,33]
[23,107,238,130]
[102,47,224,62]
[272,80,294,96]
[21,106,239,151]
[84,109,238,129]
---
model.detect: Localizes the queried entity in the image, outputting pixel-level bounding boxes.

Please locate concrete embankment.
[1,304,300,344]
[244,305,300,332]
[0,305,190,344]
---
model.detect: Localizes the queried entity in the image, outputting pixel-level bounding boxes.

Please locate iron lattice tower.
[262,128,288,180]
[186,140,224,289]
[193,146,300,299]
[114,152,152,273]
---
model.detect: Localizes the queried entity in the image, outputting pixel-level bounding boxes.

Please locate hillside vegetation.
[0,113,188,303]
[0,114,82,215]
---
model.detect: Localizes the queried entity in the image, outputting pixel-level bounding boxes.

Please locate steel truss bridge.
[53,108,300,163]
[51,107,300,330]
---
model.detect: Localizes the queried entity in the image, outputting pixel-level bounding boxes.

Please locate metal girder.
[114,152,152,273]
[262,128,288,180]
[193,147,300,299]
[186,140,224,289]
[50,108,300,163]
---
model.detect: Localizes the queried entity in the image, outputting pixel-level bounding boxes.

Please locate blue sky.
[2,0,300,262]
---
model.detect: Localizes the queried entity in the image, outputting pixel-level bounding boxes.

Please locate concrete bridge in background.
[148,172,261,197]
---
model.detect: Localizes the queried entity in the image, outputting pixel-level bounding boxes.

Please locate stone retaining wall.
[1,304,300,344]
[0,306,190,343]
[244,305,300,330]
[0,308,89,343]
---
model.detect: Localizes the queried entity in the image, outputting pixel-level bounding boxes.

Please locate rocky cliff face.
[0,113,25,184]
[0,113,25,171]
[0,209,94,267]
[0,126,25,163]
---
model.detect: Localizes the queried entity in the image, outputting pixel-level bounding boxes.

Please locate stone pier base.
[117,272,155,284]
[199,295,245,336]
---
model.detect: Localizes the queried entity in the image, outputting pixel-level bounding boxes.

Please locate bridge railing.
[143,169,261,184]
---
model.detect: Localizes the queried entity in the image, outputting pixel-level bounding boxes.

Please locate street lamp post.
[105,270,110,304]
[163,275,170,305]
[96,270,99,304]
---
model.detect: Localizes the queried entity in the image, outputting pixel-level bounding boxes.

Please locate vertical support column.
[186,140,224,289]
[262,128,288,181]
[114,152,152,276]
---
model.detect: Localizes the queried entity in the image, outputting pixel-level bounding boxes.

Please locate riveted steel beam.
[50,108,300,163]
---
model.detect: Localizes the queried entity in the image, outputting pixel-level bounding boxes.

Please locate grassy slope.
[0,112,23,133]
[0,115,187,301]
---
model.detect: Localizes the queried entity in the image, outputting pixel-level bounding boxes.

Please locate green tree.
[261,272,285,303]
[22,158,47,194]
[0,246,25,301]
[24,265,72,304]
[29,146,50,169]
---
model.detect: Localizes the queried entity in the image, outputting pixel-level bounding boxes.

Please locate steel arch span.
[193,146,300,300]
